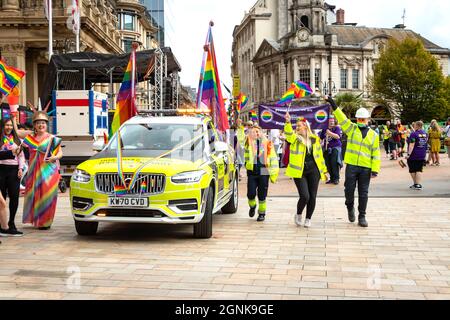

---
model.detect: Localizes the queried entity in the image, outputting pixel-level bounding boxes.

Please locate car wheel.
[221,173,238,214]
[194,187,213,239]
[74,220,98,236]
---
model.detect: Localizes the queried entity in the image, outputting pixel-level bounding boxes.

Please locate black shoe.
[347,207,356,223]
[333,181,340,185]
[0,228,9,237]
[257,214,266,222]
[358,216,369,228]
[249,207,256,218]
[7,229,23,237]
[326,180,333,185]
[38,226,51,231]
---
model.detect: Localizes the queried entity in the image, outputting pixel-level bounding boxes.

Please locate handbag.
[445,127,450,147]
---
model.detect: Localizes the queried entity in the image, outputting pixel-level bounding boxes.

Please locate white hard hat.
[355,108,370,119]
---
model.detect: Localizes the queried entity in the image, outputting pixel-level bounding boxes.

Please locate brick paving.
[1,195,449,300]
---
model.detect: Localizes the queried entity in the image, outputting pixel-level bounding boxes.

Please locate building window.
[299,69,310,86]
[315,69,321,89]
[352,69,360,89]
[340,69,348,89]
[123,14,135,31]
[123,38,134,53]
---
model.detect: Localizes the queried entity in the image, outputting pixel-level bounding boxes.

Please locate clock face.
[298,29,309,41]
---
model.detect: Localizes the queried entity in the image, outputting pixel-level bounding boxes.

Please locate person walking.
[319,116,343,185]
[13,112,63,230]
[244,125,279,222]
[325,96,381,228]
[0,148,21,242]
[0,119,25,236]
[428,120,442,166]
[397,120,407,157]
[389,123,399,160]
[444,117,450,159]
[284,113,327,228]
[381,121,391,158]
[406,121,428,190]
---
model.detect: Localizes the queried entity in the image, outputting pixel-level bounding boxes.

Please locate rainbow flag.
[114,185,128,197]
[196,23,229,132]
[250,110,258,122]
[277,85,297,105]
[237,93,248,113]
[140,181,148,194]
[293,80,313,97]
[109,49,138,138]
[0,59,25,97]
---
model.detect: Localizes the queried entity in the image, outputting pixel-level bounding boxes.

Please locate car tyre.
[74,220,99,236]
[194,187,213,239]
[221,174,238,214]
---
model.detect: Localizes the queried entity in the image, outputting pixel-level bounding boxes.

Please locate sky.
[165,0,450,95]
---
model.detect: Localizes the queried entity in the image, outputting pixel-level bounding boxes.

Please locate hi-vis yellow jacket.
[244,138,279,183]
[283,122,327,180]
[334,108,381,173]
[237,126,246,146]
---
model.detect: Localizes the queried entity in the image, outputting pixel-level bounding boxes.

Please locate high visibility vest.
[381,125,391,140]
[334,108,381,173]
[237,126,246,146]
[244,138,279,183]
[283,122,328,180]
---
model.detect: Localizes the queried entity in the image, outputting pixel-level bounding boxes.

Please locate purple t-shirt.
[320,126,342,150]
[408,130,428,161]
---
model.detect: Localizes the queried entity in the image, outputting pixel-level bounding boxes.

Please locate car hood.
[78,153,202,176]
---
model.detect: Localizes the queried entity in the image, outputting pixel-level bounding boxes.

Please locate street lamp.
[316,81,337,96]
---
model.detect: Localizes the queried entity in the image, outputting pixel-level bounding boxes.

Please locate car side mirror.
[214,141,228,153]
[93,140,105,152]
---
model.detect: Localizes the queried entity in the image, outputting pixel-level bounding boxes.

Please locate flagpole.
[75,0,80,52]
[48,0,53,61]
[131,42,138,117]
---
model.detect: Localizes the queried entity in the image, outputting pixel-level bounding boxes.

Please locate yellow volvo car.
[70,116,238,239]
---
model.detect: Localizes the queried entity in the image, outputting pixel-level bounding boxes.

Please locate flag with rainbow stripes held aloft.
[0,59,26,97]
[277,80,313,106]
[109,44,138,138]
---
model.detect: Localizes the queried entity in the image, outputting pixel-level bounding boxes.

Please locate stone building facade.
[0,0,159,108]
[232,0,450,121]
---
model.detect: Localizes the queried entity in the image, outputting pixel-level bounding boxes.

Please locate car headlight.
[73,169,91,183]
[171,170,206,184]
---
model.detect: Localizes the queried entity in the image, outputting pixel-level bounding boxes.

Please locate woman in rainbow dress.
[13,111,63,230]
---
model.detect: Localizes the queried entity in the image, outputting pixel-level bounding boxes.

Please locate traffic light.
[163,78,173,109]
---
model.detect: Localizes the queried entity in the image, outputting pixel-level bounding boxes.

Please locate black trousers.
[383,140,390,154]
[324,148,340,182]
[294,162,321,219]
[344,165,371,217]
[247,174,269,203]
[0,165,20,228]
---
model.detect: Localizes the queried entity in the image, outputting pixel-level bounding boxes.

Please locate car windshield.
[108,123,205,161]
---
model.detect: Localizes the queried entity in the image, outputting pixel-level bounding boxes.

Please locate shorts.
[407,159,424,173]
[389,142,398,151]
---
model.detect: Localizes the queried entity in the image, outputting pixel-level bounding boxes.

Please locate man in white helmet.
[325,96,381,228]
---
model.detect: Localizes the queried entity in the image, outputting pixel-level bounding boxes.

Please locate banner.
[258,104,331,131]
[232,75,240,98]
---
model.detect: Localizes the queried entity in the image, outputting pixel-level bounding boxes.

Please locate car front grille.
[95,173,165,195]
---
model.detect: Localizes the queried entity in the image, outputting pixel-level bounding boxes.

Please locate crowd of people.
[0,111,63,244]
[235,98,449,229]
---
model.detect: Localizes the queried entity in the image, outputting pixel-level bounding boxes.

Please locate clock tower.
[289,0,327,34]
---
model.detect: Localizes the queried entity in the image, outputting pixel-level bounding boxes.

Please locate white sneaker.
[304,219,312,228]
[295,214,303,227]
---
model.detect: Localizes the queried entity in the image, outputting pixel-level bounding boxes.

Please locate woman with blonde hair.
[428,120,442,166]
[12,111,63,230]
[284,113,328,228]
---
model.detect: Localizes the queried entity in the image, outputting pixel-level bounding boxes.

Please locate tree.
[334,92,366,118]
[371,38,449,123]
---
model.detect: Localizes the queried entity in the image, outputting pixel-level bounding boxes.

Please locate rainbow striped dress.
[22,134,62,228]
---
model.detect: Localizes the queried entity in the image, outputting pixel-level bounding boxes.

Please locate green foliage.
[334,92,366,118]
[371,38,449,123]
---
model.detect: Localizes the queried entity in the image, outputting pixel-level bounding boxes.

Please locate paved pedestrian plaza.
[1,157,449,300]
